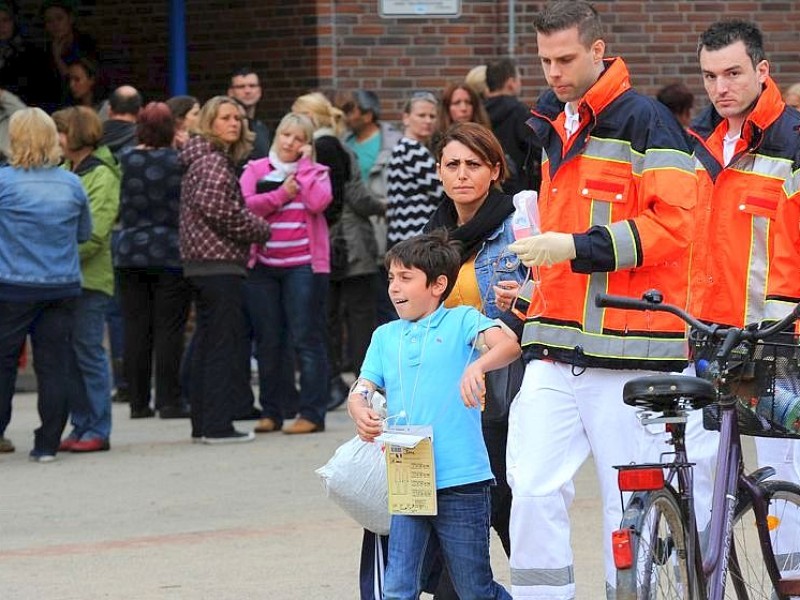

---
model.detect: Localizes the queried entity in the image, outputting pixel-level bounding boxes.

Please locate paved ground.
[1,391,616,599]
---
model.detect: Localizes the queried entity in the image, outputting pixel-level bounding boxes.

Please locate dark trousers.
[187,274,248,438]
[246,265,328,427]
[328,274,376,375]
[0,298,75,452]
[119,268,191,412]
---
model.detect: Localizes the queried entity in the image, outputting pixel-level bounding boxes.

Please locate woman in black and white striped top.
[385,92,443,249]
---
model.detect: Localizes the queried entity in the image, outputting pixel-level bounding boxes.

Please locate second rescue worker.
[505,1,697,598]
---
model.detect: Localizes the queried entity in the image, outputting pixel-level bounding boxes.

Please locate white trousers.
[507,361,656,599]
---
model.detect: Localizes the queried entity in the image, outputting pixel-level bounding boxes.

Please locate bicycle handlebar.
[594,290,800,345]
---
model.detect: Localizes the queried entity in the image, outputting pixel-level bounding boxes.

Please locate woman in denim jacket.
[0,107,91,460]
[424,123,527,565]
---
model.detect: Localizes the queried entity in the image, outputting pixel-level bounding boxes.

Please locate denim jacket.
[0,165,92,297]
[474,215,527,319]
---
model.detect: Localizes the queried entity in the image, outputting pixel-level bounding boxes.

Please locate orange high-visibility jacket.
[518,58,696,372]
[688,77,800,328]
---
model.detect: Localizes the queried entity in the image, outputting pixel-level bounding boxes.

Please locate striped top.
[257,198,312,268]
[386,137,442,247]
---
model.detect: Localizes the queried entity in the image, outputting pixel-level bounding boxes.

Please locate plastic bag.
[316,436,390,535]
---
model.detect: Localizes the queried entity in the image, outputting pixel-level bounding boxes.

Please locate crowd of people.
[3,0,800,598]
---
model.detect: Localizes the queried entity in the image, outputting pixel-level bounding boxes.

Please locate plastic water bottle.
[512,190,540,240]
[756,366,800,432]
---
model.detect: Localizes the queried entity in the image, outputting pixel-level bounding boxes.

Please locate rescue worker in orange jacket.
[503,2,697,598]
[683,19,800,550]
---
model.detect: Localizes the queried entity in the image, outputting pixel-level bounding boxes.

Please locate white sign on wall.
[379,0,461,18]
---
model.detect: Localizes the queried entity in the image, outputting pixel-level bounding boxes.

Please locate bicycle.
[595,290,800,600]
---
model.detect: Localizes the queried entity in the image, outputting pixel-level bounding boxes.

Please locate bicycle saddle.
[623,375,716,411]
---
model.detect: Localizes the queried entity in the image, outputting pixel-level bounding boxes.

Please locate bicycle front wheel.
[617,487,697,599]
[726,479,800,599]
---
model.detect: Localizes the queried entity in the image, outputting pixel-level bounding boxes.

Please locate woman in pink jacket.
[240,112,333,435]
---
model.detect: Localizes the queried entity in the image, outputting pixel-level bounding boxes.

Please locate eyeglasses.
[232,83,260,89]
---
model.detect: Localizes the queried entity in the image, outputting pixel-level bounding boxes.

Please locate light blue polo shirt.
[360,304,496,490]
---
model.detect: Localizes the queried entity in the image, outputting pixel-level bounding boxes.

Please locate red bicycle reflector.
[612,528,633,569]
[618,467,664,491]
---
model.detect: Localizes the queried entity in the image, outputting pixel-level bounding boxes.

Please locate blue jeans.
[65,290,112,441]
[246,264,328,427]
[0,298,75,453]
[383,481,511,600]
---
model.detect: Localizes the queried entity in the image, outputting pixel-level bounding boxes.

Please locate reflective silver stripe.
[510,565,574,587]
[744,216,769,325]
[584,137,631,164]
[606,582,617,600]
[733,153,793,180]
[521,320,688,361]
[606,220,638,270]
[764,297,797,321]
[642,147,695,175]
[584,272,609,334]
[581,138,694,177]
[785,167,800,199]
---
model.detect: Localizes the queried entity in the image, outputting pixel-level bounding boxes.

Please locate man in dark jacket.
[100,85,141,155]
[485,58,541,195]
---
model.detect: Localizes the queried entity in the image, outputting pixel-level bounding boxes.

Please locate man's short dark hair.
[532,0,603,48]
[342,90,381,121]
[698,20,765,67]
[385,231,461,303]
[109,87,142,116]
[656,83,694,117]
[486,58,518,93]
[230,66,258,82]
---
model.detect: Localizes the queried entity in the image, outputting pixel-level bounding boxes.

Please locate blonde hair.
[51,106,103,151]
[8,108,63,169]
[291,92,345,137]
[196,95,254,163]
[465,65,488,98]
[270,113,316,161]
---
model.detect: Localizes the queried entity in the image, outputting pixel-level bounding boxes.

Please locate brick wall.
[14,0,800,128]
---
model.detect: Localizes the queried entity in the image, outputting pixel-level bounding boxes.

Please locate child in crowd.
[348,231,518,599]
[239,112,332,435]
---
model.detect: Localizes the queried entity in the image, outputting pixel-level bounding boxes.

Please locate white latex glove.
[508,232,577,267]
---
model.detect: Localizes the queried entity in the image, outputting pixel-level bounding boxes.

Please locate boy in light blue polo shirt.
[348,231,519,600]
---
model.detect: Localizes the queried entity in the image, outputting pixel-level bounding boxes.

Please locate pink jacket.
[240,156,333,273]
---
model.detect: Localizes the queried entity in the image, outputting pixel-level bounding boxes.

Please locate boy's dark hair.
[698,20,765,67]
[485,58,518,93]
[385,231,461,303]
[533,1,603,48]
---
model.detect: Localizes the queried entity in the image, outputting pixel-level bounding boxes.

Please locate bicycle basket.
[701,333,800,439]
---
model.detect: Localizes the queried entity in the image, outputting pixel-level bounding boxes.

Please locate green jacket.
[65,145,120,295]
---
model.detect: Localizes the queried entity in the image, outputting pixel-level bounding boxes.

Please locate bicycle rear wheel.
[617,488,697,599]
[726,480,800,599]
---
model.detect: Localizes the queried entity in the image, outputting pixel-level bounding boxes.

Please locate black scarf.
[423,188,514,264]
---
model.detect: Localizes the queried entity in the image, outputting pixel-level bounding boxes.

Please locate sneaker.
[29,449,56,463]
[0,436,15,453]
[201,430,255,445]
[282,417,324,435]
[58,436,79,452]
[70,438,110,453]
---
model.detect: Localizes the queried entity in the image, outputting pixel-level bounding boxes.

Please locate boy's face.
[387,262,446,322]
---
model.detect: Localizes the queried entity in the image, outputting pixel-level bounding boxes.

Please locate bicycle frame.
[599,290,800,599]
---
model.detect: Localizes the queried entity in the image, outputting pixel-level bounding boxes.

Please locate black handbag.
[482,354,525,423]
